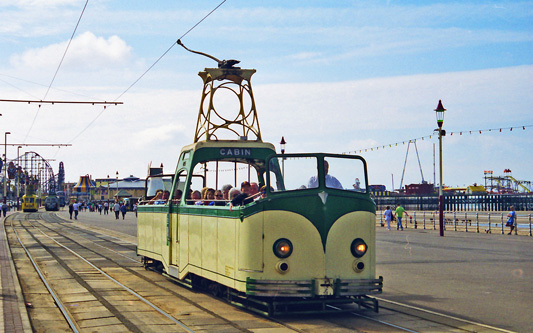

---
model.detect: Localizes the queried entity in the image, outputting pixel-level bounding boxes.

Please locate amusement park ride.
[0,151,66,205]
[484,169,531,194]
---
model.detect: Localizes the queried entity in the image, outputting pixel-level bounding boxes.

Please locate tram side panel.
[217,215,238,288]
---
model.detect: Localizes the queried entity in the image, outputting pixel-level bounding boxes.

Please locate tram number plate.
[316,278,334,296]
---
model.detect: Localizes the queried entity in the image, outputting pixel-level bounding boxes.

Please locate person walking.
[383,206,393,230]
[506,205,517,235]
[73,202,79,220]
[120,203,127,219]
[113,201,120,220]
[1,202,8,217]
[104,201,109,215]
[394,203,409,231]
[68,202,74,219]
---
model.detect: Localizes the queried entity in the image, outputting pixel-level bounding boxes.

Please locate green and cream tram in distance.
[137,64,382,315]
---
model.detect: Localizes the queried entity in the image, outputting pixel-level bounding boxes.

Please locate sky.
[0,0,532,191]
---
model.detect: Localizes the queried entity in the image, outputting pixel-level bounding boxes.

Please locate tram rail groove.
[8,213,196,333]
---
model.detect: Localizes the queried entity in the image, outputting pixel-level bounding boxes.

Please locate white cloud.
[10,31,132,71]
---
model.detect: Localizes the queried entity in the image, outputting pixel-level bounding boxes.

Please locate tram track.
[6,211,513,332]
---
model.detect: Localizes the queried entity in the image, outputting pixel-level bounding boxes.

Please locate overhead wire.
[68,0,227,143]
[23,0,90,143]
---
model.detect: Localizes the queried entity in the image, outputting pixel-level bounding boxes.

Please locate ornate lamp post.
[17,146,22,210]
[115,171,119,202]
[280,136,286,177]
[435,100,446,237]
[3,132,10,203]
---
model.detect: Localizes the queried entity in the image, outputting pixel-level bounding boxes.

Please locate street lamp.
[115,171,119,202]
[280,136,286,177]
[17,146,22,210]
[107,174,110,201]
[435,100,446,237]
[4,132,11,203]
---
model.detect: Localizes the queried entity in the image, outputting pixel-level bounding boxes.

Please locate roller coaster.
[484,170,531,194]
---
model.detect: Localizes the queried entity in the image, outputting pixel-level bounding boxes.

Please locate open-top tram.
[137,63,382,315]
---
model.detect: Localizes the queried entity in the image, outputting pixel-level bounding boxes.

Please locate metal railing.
[378,211,532,236]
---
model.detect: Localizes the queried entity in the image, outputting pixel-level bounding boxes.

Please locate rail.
[378,211,532,236]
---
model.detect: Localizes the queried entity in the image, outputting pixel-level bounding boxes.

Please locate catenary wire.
[23,0,90,144]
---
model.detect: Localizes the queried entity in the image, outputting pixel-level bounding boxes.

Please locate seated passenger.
[229,181,255,211]
[148,190,163,205]
[172,189,183,204]
[308,160,343,189]
[188,190,202,205]
[204,188,215,205]
[209,190,226,206]
[221,184,233,200]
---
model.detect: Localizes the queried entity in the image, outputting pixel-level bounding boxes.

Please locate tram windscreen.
[268,155,367,193]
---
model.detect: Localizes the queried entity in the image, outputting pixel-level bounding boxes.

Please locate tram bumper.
[246,276,383,297]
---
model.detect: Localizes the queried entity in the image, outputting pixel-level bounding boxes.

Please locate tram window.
[190,161,260,193]
[269,157,318,192]
[146,175,173,198]
[173,171,187,203]
[325,157,367,192]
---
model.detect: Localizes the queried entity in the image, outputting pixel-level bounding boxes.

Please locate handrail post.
[501,213,504,235]
[423,211,426,230]
[487,213,491,233]
[465,212,468,232]
[454,211,457,231]
[414,211,417,229]
[433,211,436,230]
[514,214,518,235]
[476,212,479,233]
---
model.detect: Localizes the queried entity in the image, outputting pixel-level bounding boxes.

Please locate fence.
[378,211,532,236]
[374,194,533,212]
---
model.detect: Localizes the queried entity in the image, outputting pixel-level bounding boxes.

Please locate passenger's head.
[175,189,183,200]
[229,188,241,200]
[214,190,224,200]
[191,190,201,200]
[162,191,170,199]
[222,184,233,199]
[250,182,259,195]
[241,181,251,195]
[200,187,209,199]
[206,188,215,200]
[324,160,329,175]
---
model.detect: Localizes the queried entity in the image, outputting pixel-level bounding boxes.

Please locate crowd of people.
[143,181,270,210]
[68,200,137,220]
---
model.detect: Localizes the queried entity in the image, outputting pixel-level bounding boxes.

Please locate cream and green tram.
[137,139,382,315]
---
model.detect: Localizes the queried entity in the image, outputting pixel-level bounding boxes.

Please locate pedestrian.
[133,203,137,217]
[104,201,109,215]
[68,202,74,219]
[1,201,8,217]
[383,206,393,230]
[120,203,127,219]
[394,203,409,230]
[506,205,517,235]
[98,203,102,214]
[113,201,120,220]
[73,202,79,220]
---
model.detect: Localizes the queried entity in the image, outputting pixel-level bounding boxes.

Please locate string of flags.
[343,124,531,155]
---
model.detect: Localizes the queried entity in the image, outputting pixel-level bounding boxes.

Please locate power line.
[23,0,89,144]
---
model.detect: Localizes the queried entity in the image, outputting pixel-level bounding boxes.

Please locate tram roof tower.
[178,40,262,143]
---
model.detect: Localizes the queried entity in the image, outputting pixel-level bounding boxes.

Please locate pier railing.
[378,210,532,236]
[374,193,533,212]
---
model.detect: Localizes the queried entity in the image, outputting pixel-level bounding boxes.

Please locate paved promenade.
[0,212,32,332]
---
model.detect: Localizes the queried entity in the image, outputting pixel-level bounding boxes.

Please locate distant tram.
[44,194,60,211]
[22,194,38,212]
[137,64,382,315]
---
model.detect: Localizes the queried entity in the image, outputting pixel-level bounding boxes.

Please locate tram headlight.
[273,238,293,258]
[350,238,367,258]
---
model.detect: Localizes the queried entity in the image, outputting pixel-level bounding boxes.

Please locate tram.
[44,194,60,211]
[22,194,38,212]
[137,58,382,315]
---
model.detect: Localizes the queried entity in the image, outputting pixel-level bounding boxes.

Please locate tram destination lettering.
[219,148,252,157]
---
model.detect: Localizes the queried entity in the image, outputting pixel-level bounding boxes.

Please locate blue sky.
[0,1,532,190]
